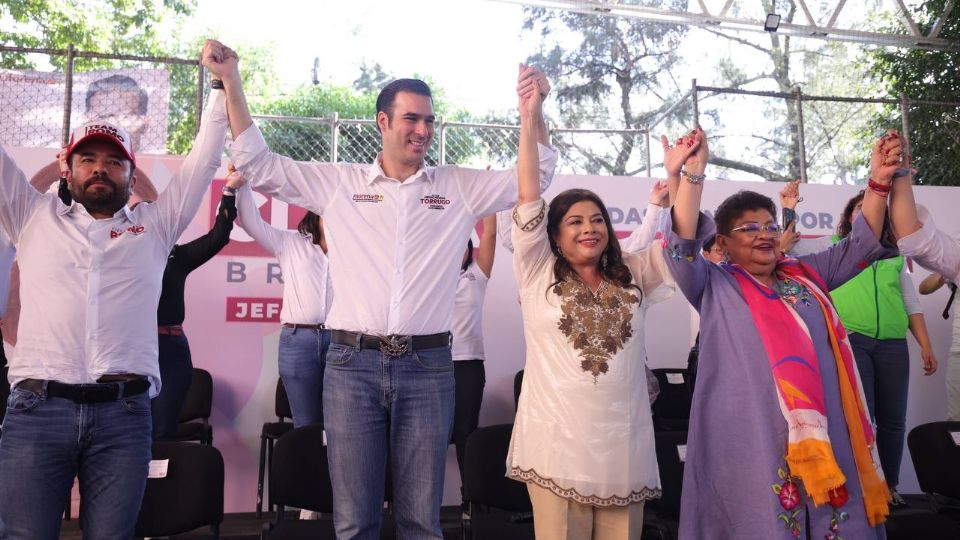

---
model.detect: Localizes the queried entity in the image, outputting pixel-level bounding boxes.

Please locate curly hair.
[714,190,777,235]
[545,189,641,296]
[836,191,865,239]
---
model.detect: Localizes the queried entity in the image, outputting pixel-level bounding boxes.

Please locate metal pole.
[61,44,76,146]
[899,93,912,159]
[644,130,652,178]
[331,113,340,163]
[439,116,446,166]
[795,86,808,183]
[196,54,205,135]
[691,78,699,129]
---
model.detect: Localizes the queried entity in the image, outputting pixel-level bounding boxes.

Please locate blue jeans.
[0,383,152,539]
[279,326,329,428]
[152,333,193,440]
[849,332,909,487]
[324,342,454,540]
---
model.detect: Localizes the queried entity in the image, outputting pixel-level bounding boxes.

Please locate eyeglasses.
[729,222,783,236]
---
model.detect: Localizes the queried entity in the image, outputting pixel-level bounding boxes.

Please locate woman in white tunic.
[506,74,674,540]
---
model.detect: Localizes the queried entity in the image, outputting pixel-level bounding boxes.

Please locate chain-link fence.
[0,44,203,156]
[690,82,960,186]
[4,44,957,183]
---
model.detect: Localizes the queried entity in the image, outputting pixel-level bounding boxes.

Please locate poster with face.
[0,68,170,154]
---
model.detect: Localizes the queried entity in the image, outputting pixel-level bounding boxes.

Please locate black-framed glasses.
[730,222,783,236]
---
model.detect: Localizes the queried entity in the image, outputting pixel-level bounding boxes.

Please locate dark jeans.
[452,360,485,481]
[151,333,193,441]
[279,326,329,428]
[849,332,909,487]
[0,386,152,539]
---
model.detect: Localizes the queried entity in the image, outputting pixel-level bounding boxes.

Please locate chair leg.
[266,438,275,515]
[257,434,268,519]
[211,523,220,539]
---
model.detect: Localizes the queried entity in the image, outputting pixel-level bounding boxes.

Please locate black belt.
[330,330,451,357]
[282,323,326,330]
[17,377,150,403]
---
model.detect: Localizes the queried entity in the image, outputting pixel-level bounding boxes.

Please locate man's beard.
[71,174,131,216]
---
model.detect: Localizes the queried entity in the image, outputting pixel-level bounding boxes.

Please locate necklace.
[774,276,813,307]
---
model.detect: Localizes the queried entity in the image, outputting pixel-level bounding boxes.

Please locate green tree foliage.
[523,4,688,175]
[868,0,960,186]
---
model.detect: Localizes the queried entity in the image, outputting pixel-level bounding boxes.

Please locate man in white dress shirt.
[204,40,556,539]
[0,41,231,540]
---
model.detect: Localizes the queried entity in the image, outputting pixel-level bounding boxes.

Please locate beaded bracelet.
[680,170,706,184]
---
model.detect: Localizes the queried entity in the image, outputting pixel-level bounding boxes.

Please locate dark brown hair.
[546,189,640,295]
[837,191,865,239]
[297,212,323,246]
[714,190,777,235]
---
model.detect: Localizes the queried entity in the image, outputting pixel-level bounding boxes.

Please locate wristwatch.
[211,79,224,90]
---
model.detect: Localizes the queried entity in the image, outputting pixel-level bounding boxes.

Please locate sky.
[182,0,538,114]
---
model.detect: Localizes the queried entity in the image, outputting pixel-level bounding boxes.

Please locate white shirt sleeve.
[152,90,230,247]
[456,143,557,218]
[235,184,285,257]
[898,206,960,284]
[899,263,923,315]
[229,121,342,216]
[511,199,553,291]
[0,145,43,242]
[496,209,515,253]
[621,203,663,254]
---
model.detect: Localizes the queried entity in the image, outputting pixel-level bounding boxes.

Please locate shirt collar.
[58,199,137,222]
[366,153,434,186]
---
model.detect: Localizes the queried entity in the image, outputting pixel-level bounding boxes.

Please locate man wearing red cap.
[0,40,231,539]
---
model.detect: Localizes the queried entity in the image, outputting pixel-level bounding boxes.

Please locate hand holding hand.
[661,129,699,177]
[225,163,246,189]
[779,179,801,210]
[870,129,905,185]
[201,39,240,83]
[649,180,669,207]
[517,64,544,117]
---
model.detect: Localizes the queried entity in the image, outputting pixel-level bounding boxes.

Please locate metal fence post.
[644,130,652,178]
[196,53,204,135]
[439,116,446,166]
[61,44,76,145]
[795,86,808,183]
[691,78,699,129]
[899,94,912,159]
[331,112,339,163]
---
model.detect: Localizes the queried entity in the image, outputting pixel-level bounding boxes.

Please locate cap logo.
[84,124,126,143]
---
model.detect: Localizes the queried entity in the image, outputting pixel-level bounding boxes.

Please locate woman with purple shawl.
[662,128,904,539]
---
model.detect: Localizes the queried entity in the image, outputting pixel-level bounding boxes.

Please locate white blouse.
[507,199,674,506]
[451,262,489,361]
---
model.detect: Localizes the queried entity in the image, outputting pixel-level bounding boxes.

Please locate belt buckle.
[379,335,409,357]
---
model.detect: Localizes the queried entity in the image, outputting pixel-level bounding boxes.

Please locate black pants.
[452,360,485,485]
[151,334,193,441]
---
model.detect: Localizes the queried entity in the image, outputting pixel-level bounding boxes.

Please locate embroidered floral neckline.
[553,278,639,381]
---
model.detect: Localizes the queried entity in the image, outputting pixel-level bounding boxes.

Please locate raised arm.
[670,128,707,240]
[859,129,904,240]
[517,68,543,206]
[476,214,497,278]
[621,181,668,254]
[230,167,285,257]
[0,146,42,243]
[174,186,237,274]
[203,39,339,215]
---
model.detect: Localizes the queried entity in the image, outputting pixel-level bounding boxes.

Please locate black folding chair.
[462,424,534,540]
[257,379,296,518]
[650,368,692,432]
[175,367,213,445]
[134,441,224,538]
[644,430,687,540]
[899,420,960,536]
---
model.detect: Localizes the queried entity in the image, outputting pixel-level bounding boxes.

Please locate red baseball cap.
[65,122,136,167]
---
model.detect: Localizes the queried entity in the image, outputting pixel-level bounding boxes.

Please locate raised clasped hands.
[201,39,240,83]
[517,64,549,116]
[870,129,906,185]
[662,127,708,177]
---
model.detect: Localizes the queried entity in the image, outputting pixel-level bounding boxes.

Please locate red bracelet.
[867,178,891,194]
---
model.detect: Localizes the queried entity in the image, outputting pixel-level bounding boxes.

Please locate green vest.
[830,235,908,339]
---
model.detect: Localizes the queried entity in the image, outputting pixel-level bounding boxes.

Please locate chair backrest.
[177,367,213,423]
[271,425,334,513]
[513,370,524,411]
[463,424,532,513]
[907,421,960,500]
[275,378,293,420]
[651,429,687,520]
[650,368,692,421]
[134,442,224,536]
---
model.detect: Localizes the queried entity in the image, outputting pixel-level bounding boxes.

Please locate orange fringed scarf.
[731,259,890,526]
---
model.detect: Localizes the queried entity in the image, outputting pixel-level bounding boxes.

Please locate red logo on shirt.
[420,194,450,210]
[352,193,384,203]
[109,224,145,239]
